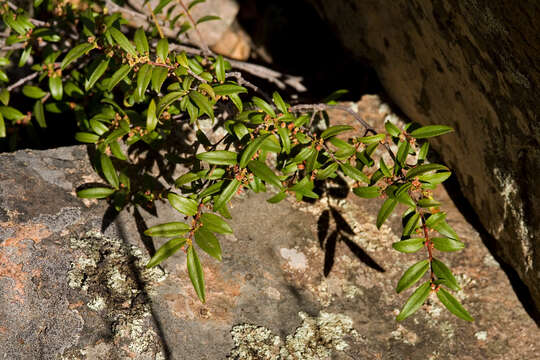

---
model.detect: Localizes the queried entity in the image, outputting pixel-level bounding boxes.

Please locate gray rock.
[1,97,538,358]
[309,0,540,311]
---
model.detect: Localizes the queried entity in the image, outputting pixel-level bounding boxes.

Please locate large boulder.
[1,96,538,358]
[309,0,540,310]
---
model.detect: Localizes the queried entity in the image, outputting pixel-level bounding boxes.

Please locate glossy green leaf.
[109,140,127,160]
[23,85,47,99]
[168,193,198,216]
[432,237,465,252]
[267,191,287,203]
[392,238,424,253]
[353,185,380,199]
[100,153,119,189]
[396,259,429,293]
[328,137,355,159]
[156,38,169,61]
[403,212,421,237]
[77,187,115,199]
[431,220,459,240]
[425,212,446,228]
[0,106,23,120]
[239,133,271,168]
[406,163,448,179]
[109,27,137,56]
[248,160,283,189]
[187,245,205,302]
[385,121,401,137]
[0,69,7,83]
[340,163,369,183]
[153,0,173,13]
[293,146,315,163]
[49,75,63,100]
[321,125,353,139]
[196,150,237,165]
[145,99,158,131]
[417,198,441,208]
[410,125,453,139]
[146,237,187,268]
[418,172,451,184]
[215,55,225,83]
[229,93,243,112]
[61,43,94,70]
[357,133,385,144]
[252,96,276,117]
[175,172,202,187]
[437,288,474,321]
[418,142,429,161]
[376,198,398,229]
[214,179,240,211]
[134,28,149,54]
[380,158,391,177]
[158,91,184,116]
[196,15,220,24]
[189,91,214,120]
[200,213,232,234]
[432,258,460,291]
[396,140,410,166]
[272,91,288,113]
[136,63,152,101]
[194,228,222,261]
[0,89,9,105]
[85,59,109,91]
[316,162,338,180]
[107,64,131,91]
[396,281,431,321]
[151,67,168,93]
[33,100,45,128]
[213,84,247,96]
[75,132,99,143]
[0,113,5,137]
[145,222,190,237]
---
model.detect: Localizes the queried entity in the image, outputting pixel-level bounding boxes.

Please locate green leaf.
[154,0,173,14]
[0,89,9,105]
[134,28,149,54]
[187,245,205,302]
[403,212,421,237]
[425,212,446,228]
[272,92,288,113]
[432,237,465,252]
[156,38,169,62]
[418,172,451,184]
[252,96,276,117]
[396,259,429,293]
[189,0,205,10]
[196,15,221,24]
[49,75,63,100]
[432,258,460,291]
[376,198,398,229]
[321,125,353,139]
[75,132,99,143]
[0,106,24,120]
[145,222,190,237]
[215,55,225,83]
[150,66,167,93]
[437,288,474,321]
[239,133,271,168]
[410,125,453,139]
[109,140,127,160]
[168,193,198,216]
[316,162,338,180]
[107,64,131,91]
[213,84,247,96]
[406,163,448,179]
[0,113,5,137]
[248,160,283,189]
[385,121,401,137]
[396,140,410,166]
[61,43,94,70]
[146,99,158,131]
[267,191,287,203]
[200,213,232,234]
[380,158,391,177]
[229,93,243,112]
[340,163,369,183]
[77,187,115,199]
[194,228,222,261]
[136,63,152,101]
[293,146,315,163]
[85,59,109,91]
[396,281,431,321]
[175,172,202,187]
[146,237,187,268]
[196,150,237,165]
[0,69,7,82]
[33,100,45,128]
[100,153,119,189]
[418,142,429,161]
[109,27,137,56]
[189,91,214,120]
[23,85,46,99]
[431,220,459,240]
[393,238,424,253]
[353,185,380,199]
[417,198,441,208]
[198,180,224,199]
[328,137,355,159]
[357,133,385,144]
[214,179,240,211]
[158,91,184,116]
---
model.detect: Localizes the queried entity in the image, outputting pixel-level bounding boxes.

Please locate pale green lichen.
[229,311,358,360]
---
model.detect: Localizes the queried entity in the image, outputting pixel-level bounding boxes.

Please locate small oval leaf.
[432,258,460,291]
[392,238,424,253]
[376,198,398,229]
[187,245,205,302]
[432,237,465,252]
[396,281,431,321]
[436,287,474,322]
[194,228,222,261]
[200,213,233,234]
[214,179,240,211]
[168,193,198,216]
[239,133,271,168]
[396,259,429,293]
[146,237,187,268]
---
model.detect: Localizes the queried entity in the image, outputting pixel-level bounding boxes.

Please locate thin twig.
[225,71,272,103]
[176,0,211,56]
[146,3,164,39]
[7,72,38,91]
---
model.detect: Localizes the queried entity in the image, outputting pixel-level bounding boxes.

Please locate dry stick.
[176,0,211,56]
[7,72,38,91]
[146,3,164,39]
[225,71,272,103]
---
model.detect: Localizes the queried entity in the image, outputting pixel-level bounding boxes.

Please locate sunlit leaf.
[196,150,237,165]
[194,228,222,261]
[214,179,240,211]
[436,287,474,321]
[109,27,137,56]
[187,245,205,302]
[321,125,353,139]
[77,187,115,198]
[392,238,424,253]
[432,258,460,291]
[410,125,453,139]
[432,237,465,252]
[376,198,398,229]
[396,259,429,293]
[146,237,187,268]
[168,193,198,216]
[100,153,119,189]
[239,133,271,168]
[61,43,94,70]
[396,281,431,321]
[107,64,131,91]
[248,160,283,189]
[33,100,45,128]
[353,185,380,199]
[85,58,109,91]
[200,213,232,234]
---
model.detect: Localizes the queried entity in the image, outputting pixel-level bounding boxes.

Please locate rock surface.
[309,0,540,310]
[1,96,539,359]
